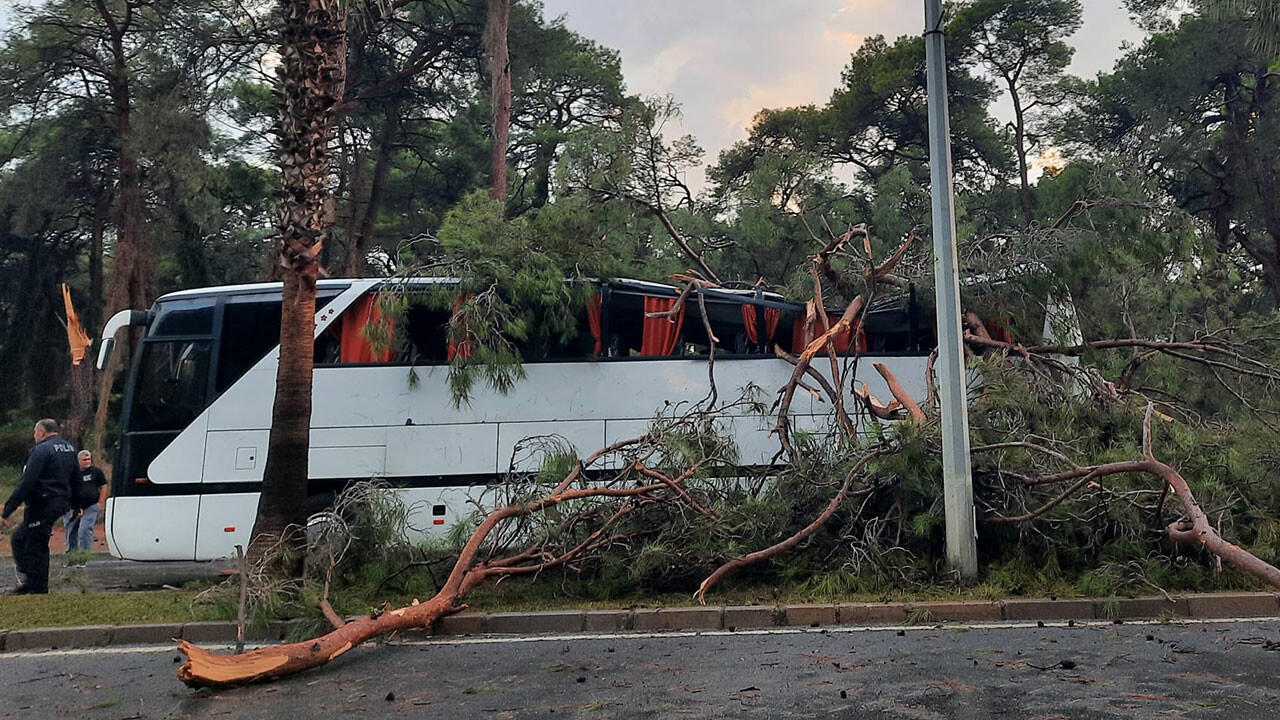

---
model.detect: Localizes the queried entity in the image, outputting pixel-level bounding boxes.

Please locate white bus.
[97,277,944,561]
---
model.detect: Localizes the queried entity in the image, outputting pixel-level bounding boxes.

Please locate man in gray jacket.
[1,419,77,594]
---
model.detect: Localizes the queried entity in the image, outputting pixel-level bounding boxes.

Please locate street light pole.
[923,0,978,577]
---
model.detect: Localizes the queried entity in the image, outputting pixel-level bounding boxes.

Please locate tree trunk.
[1008,83,1034,227]
[92,1,153,463]
[337,124,366,276]
[0,242,41,409]
[250,0,347,571]
[1223,76,1280,305]
[345,102,399,278]
[65,361,94,448]
[532,139,557,208]
[485,0,511,204]
[87,187,108,337]
[252,270,316,568]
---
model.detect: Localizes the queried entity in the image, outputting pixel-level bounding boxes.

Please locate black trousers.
[12,497,66,591]
[12,502,64,593]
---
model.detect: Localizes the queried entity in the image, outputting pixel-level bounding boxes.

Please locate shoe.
[5,586,36,595]
[73,562,87,569]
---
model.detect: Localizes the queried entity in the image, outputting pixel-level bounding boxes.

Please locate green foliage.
[388,190,633,405]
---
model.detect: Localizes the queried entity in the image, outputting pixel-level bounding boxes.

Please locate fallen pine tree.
[179,222,1280,687]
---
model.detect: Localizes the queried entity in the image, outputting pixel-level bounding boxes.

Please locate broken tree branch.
[177,431,705,688]
[695,447,887,604]
[974,405,1280,589]
[872,362,925,422]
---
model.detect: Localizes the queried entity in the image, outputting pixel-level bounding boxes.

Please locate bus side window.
[317,293,398,364]
[219,298,284,392]
[682,299,757,356]
[603,292,645,357]
[740,303,782,354]
[403,304,450,364]
[314,325,341,364]
[131,340,213,431]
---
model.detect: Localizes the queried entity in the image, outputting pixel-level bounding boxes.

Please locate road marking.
[397,616,1280,646]
[2,616,1276,659]
[0,644,239,660]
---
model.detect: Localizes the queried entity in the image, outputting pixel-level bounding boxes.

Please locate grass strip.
[0,590,226,630]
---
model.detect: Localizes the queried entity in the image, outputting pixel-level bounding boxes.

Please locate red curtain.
[792,315,811,352]
[641,296,684,356]
[447,294,475,361]
[339,294,393,363]
[587,292,603,356]
[984,316,1013,344]
[791,312,865,354]
[742,305,780,346]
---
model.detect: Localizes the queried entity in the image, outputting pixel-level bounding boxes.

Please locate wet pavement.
[1,618,1278,718]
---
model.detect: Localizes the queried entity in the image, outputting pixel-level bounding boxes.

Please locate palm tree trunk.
[250,0,347,571]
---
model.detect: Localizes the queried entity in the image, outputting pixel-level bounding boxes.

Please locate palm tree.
[1212,0,1280,60]
[250,0,347,568]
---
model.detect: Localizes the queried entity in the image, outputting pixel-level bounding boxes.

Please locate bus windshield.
[129,339,213,432]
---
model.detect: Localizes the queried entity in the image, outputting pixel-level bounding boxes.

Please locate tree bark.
[87,187,109,338]
[250,0,346,570]
[485,0,511,204]
[99,0,153,340]
[345,102,399,278]
[0,241,41,409]
[532,139,557,208]
[1008,81,1034,227]
[65,362,94,449]
[63,283,95,447]
[90,0,152,462]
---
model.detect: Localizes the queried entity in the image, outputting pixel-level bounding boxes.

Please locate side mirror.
[96,309,151,370]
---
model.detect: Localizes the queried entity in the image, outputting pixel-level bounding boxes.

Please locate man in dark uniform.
[1,419,77,594]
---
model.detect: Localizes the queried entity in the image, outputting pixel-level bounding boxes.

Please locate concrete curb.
[2,592,1277,652]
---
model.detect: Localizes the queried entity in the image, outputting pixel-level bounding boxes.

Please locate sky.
[540,1,1147,180]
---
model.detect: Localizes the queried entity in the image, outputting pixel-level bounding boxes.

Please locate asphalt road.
[1,619,1278,719]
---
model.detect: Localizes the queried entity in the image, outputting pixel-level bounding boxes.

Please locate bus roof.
[153,276,906,316]
[154,277,789,304]
[156,279,359,302]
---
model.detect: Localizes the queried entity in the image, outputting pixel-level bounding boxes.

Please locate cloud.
[541,0,1143,188]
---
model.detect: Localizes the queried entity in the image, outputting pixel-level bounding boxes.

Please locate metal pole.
[923,0,977,577]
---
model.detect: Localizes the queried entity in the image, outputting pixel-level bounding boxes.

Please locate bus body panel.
[385,424,499,477]
[194,493,260,560]
[186,486,499,561]
[109,495,200,560]
[146,415,208,485]
[160,355,919,488]
[497,420,606,472]
[203,429,270,483]
[111,355,930,560]
[105,497,119,557]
